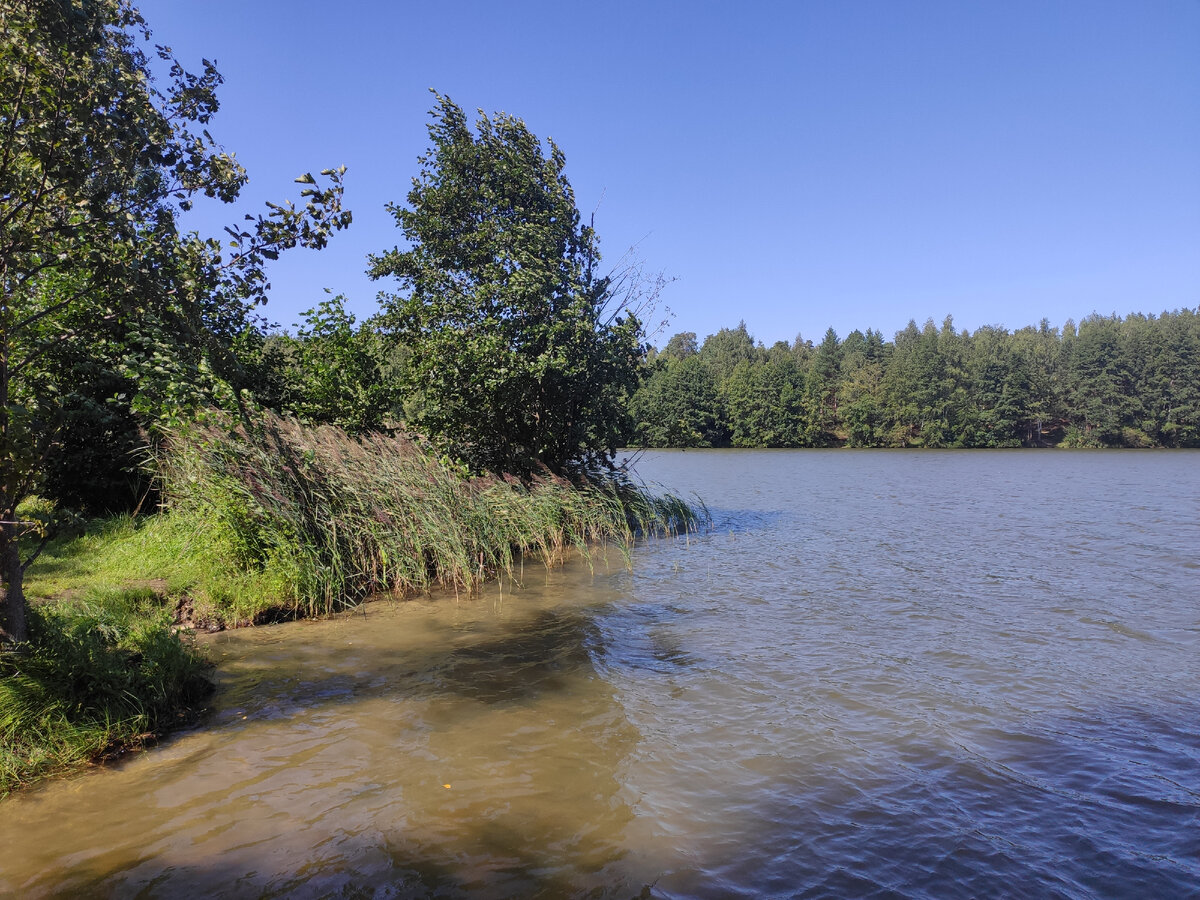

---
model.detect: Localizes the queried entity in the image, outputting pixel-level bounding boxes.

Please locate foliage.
[661,331,699,360]
[270,294,405,434]
[0,0,350,642]
[629,308,1200,450]
[369,93,644,477]
[629,355,726,447]
[32,301,151,512]
[697,321,756,386]
[724,356,809,447]
[0,597,211,795]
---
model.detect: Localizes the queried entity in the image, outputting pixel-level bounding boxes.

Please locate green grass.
[23,512,294,627]
[25,414,701,629]
[153,412,701,623]
[25,515,196,603]
[0,597,211,796]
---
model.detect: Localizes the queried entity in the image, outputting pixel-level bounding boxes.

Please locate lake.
[1,450,1197,898]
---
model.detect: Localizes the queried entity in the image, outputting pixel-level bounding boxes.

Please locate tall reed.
[158,412,700,619]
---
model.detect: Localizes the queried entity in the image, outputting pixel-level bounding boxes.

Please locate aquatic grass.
[0,599,212,796]
[157,412,701,622]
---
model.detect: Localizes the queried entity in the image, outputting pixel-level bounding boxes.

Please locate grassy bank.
[5,412,700,794]
[0,596,211,795]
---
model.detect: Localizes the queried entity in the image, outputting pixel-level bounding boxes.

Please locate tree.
[724,356,807,447]
[806,327,842,443]
[698,321,757,386]
[273,294,403,434]
[368,93,644,476]
[1010,318,1065,444]
[629,355,726,447]
[25,270,150,513]
[0,0,350,643]
[962,325,1027,447]
[661,331,698,360]
[1065,314,1134,445]
[882,318,958,446]
[1148,309,1200,446]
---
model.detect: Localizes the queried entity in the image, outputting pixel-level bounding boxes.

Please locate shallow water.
[2,450,1198,898]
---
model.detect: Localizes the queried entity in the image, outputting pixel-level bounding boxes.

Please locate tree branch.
[20,530,51,575]
[10,278,95,336]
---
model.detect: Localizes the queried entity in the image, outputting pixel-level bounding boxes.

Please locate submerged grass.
[158,412,701,622]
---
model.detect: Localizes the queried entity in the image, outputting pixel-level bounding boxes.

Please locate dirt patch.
[172,594,225,633]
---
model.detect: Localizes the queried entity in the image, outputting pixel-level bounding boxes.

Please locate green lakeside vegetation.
[0,2,694,793]
[4,418,695,794]
[1,1,1194,795]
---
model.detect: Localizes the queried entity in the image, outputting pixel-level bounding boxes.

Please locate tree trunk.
[0,520,27,644]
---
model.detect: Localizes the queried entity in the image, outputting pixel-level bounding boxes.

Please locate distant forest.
[629,309,1200,449]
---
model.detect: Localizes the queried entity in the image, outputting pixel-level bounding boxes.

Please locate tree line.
[629,312,1200,449]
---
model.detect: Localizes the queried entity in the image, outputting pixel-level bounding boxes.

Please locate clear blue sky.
[135,0,1199,348]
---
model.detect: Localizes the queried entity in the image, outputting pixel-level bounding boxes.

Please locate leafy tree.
[1149,309,1200,446]
[882,318,960,446]
[961,325,1027,447]
[273,295,403,434]
[1010,319,1065,444]
[698,321,757,386]
[806,327,842,443]
[936,315,973,444]
[661,331,698,360]
[722,360,761,447]
[839,360,884,447]
[27,271,149,513]
[880,320,923,445]
[625,309,1200,450]
[1065,314,1134,445]
[368,93,643,476]
[724,356,808,447]
[629,355,726,447]
[790,333,815,366]
[839,330,887,447]
[0,0,350,643]
[1113,311,1200,446]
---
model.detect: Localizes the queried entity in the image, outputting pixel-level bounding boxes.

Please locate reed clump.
[3,415,696,793]
[159,412,699,621]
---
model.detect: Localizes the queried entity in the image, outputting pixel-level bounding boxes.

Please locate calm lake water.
[2,450,1198,898]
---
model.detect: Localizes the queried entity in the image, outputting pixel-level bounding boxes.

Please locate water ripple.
[1,451,1198,898]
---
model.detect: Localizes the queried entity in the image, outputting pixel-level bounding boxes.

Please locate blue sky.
[135,0,1199,348]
